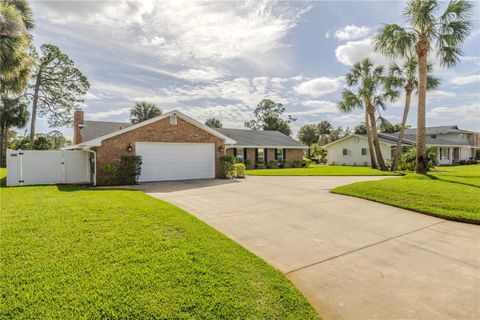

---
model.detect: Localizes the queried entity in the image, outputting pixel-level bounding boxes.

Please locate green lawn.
[246,165,401,176]
[0,169,319,319]
[332,165,480,224]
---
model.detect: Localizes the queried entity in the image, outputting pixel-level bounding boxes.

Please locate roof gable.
[74,110,236,147]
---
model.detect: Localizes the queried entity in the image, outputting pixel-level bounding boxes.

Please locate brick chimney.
[73,109,84,145]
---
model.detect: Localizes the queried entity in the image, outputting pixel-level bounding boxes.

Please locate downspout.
[83,148,97,186]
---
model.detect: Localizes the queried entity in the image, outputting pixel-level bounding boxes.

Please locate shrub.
[268,160,279,168]
[303,158,315,168]
[256,159,265,169]
[244,159,253,169]
[220,155,236,178]
[233,163,246,178]
[118,155,142,185]
[99,164,120,185]
[398,147,437,172]
[292,160,302,168]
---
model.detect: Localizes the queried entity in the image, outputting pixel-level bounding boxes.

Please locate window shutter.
[283,148,286,160]
[255,148,258,162]
[233,148,237,157]
[244,148,247,160]
[265,148,268,163]
[274,148,278,160]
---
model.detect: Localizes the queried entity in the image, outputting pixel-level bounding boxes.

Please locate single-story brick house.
[70,110,306,184]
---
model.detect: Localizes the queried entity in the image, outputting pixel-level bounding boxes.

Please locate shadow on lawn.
[425,174,480,189]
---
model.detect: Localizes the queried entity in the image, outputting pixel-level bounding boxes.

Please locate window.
[343,148,351,156]
[257,148,265,161]
[440,148,450,160]
[276,148,284,162]
[361,148,368,156]
[235,148,244,162]
[170,114,177,125]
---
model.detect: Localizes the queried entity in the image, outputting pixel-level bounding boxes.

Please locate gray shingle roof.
[213,128,306,148]
[381,132,472,146]
[403,125,475,135]
[80,121,131,142]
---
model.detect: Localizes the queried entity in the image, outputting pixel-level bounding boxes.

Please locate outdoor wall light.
[127,143,133,153]
[218,146,224,152]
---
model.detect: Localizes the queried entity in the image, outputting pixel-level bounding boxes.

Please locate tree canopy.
[130,101,162,124]
[245,99,295,136]
[0,0,35,96]
[298,124,319,146]
[28,44,90,138]
[205,117,223,128]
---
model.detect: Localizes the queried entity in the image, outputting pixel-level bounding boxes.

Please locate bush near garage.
[233,163,246,178]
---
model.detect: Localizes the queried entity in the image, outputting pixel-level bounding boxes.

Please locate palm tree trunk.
[391,86,413,171]
[0,123,6,168]
[365,109,376,168]
[368,105,387,171]
[415,37,429,174]
[29,73,41,140]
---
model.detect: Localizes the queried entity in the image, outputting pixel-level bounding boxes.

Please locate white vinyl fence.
[6,149,91,187]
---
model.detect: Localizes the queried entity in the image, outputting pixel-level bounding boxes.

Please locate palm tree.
[0,0,35,96]
[375,0,473,173]
[317,120,332,146]
[339,58,399,170]
[386,57,440,171]
[130,102,162,124]
[0,96,29,166]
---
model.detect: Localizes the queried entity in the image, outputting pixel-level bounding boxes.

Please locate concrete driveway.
[136,176,480,320]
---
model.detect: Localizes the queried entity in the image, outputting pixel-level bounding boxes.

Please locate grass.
[0,169,319,319]
[246,165,401,176]
[332,164,480,224]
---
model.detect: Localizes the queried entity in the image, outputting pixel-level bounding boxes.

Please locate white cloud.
[428,90,456,100]
[176,67,225,81]
[334,25,370,41]
[299,100,338,113]
[294,77,341,97]
[86,107,131,121]
[427,103,480,128]
[35,1,310,70]
[450,74,480,85]
[139,36,166,46]
[335,37,390,66]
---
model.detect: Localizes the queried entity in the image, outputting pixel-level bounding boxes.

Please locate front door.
[453,148,460,163]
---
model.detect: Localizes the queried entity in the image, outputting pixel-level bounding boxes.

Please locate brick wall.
[95,117,225,182]
[285,149,304,166]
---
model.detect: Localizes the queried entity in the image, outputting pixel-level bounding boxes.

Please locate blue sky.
[29,0,480,139]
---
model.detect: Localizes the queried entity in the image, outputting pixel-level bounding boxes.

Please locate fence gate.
[6,149,91,187]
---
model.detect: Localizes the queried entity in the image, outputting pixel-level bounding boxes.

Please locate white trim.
[225,145,307,149]
[68,110,236,148]
[322,135,394,148]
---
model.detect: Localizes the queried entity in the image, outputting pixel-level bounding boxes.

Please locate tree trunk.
[391,85,413,171]
[415,37,429,174]
[29,73,41,140]
[0,122,6,168]
[368,104,387,171]
[365,109,377,168]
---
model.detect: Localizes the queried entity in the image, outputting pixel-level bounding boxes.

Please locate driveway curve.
[137,176,480,320]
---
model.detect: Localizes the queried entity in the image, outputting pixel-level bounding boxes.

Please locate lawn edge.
[330,189,480,225]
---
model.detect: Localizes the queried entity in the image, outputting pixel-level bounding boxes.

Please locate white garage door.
[136,142,215,182]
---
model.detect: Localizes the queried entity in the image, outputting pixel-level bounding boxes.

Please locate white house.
[323,125,479,166]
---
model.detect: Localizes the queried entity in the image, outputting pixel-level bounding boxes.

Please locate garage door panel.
[136,143,215,182]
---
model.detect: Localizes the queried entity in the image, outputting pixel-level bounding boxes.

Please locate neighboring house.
[323,125,479,166]
[71,110,306,183]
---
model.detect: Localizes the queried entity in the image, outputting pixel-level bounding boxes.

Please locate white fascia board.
[226,145,307,149]
[79,110,236,147]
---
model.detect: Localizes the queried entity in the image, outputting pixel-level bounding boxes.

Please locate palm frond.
[374,24,417,58]
[405,0,438,33]
[338,89,363,113]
